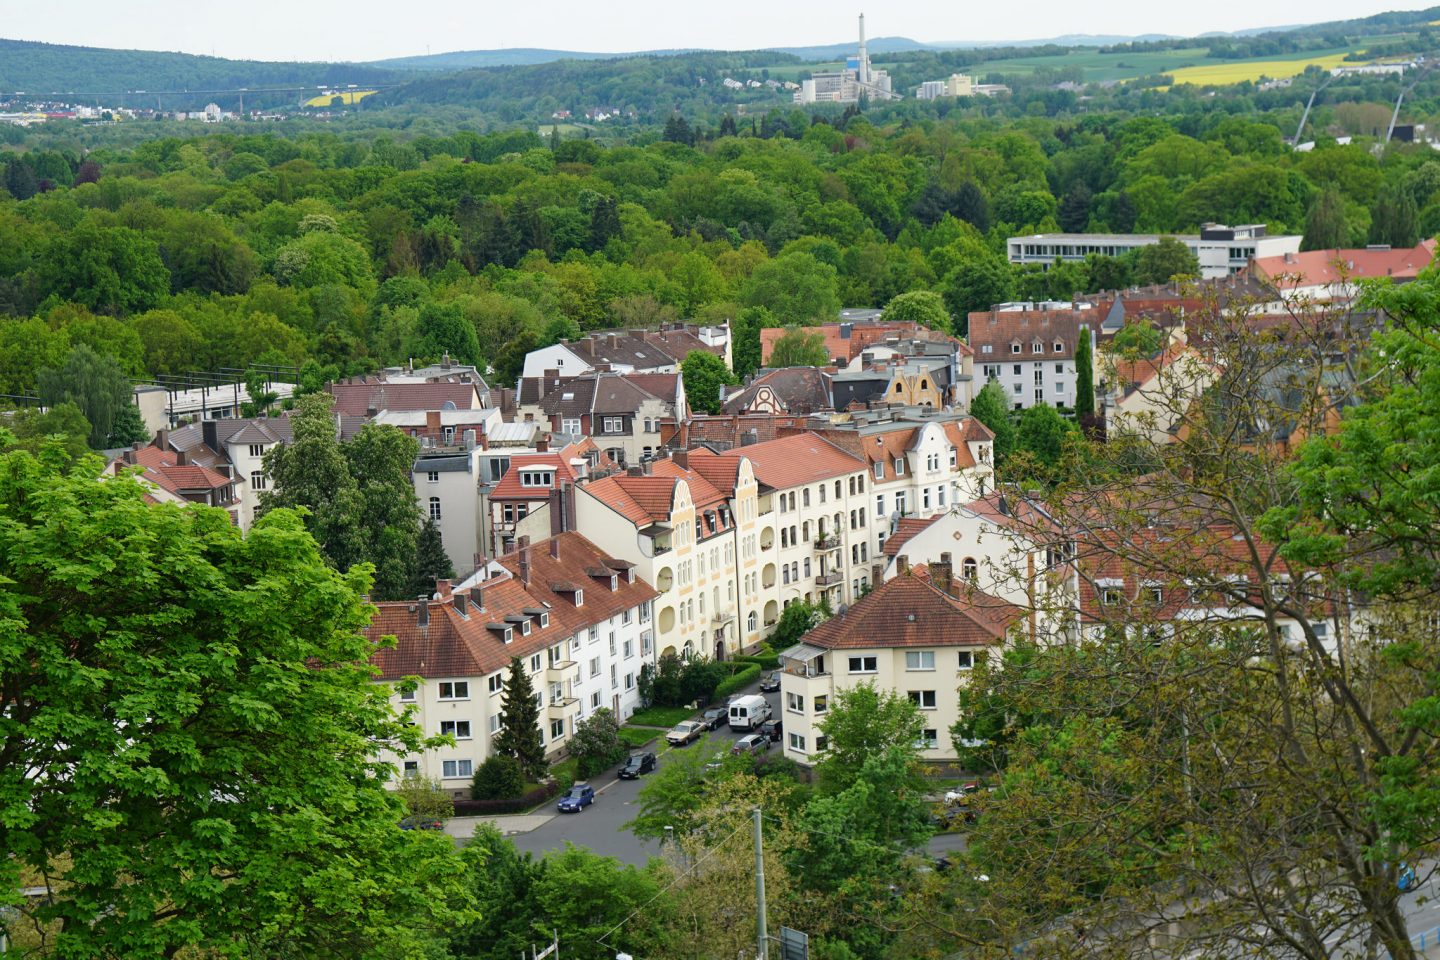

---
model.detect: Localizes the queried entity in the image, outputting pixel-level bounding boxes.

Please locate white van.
[728,694,772,731]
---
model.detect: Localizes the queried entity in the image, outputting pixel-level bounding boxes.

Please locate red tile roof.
[795,564,1020,649]
[967,308,1097,361]
[489,453,582,501]
[884,515,941,557]
[706,432,865,488]
[1250,240,1436,291]
[328,381,480,416]
[582,474,680,525]
[759,321,958,366]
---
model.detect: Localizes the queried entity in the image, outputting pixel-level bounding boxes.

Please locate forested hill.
[0,38,402,95]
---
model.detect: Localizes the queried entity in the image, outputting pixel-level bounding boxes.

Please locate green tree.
[38,222,170,316]
[1110,319,1164,359]
[1074,325,1095,418]
[1057,183,1092,232]
[107,401,150,447]
[495,656,546,781]
[814,684,926,794]
[968,380,1016,465]
[35,345,135,450]
[411,518,455,599]
[447,828,542,960]
[1133,236,1199,285]
[881,290,950,331]
[3,158,38,200]
[942,258,1014,334]
[1014,403,1078,474]
[6,401,92,462]
[1369,182,1420,249]
[409,302,482,366]
[471,754,526,801]
[527,846,666,960]
[569,707,628,779]
[394,775,454,824]
[0,448,470,958]
[344,423,422,601]
[492,329,539,390]
[739,252,840,325]
[1301,186,1350,251]
[260,392,365,572]
[767,325,830,368]
[732,305,771,378]
[681,349,738,415]
[769,600,824,650]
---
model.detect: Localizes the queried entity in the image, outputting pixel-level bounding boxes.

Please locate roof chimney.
[454,591,469,617]
[549,536,561,560]
[536,438,549,453]
[417,596,430,628]
[932,559,954,597]
[435,578,453,599]
[897,554,910,576]
[470,584,485,612]
[518,536,532,587]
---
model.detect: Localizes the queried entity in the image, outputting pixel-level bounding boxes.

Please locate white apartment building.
[367,533,658,793]
[1007,224,1302,280]
[968,307,1093,411]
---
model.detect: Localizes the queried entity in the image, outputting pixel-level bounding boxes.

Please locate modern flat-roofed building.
[1007,225,1301,280]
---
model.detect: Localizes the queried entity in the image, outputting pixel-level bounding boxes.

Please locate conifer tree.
[1074,325,1095,418]
[412,519,455,598]
[494,656,546,781]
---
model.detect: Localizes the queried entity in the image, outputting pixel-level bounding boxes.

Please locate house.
[967,306,1094,410]
[515,371,685,467]
[483,441,614,558]
[573,455,758,661]
[367,533,659,793]
[328,378,488,418]
[776,561,1021,763]
[722,368,835,415]
[520,323,732,382]
[106,445,240,525]
[1248,241,1437,305]
[1099,335,1216,444]
[758,319,963,368]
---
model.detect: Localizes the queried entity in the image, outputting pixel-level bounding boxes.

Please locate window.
[429,497,442,521]
[426,470,440,483]
[786,692,805,713]
[814,695,828,713]
[1013,383,1022,395]
[250,470,267,491]
[1032,340,1043,354]
[848,655,878,673]
[520,471,553,487]
[441,759,473,778]
[981,344,992,354]
[248,444,265,458]
[440,720,472,739]
[443,426,455,444]
[918,729,938,749]
[1011,342,1021,354]
[590,657,601,678]
[551,719,565,739]
[624,672,634,690]
[1054,341,1063,353]
[1100,586,1124,606]
[488,714,500,734]
[815,735,829,751]
[788,733,807,752]
[961,558,977,582]
[893,458,905,476]
[909,690,938,710]
[398,686,416,702]
[623,638,633,658]
[590,690,601,709]
[438,681,469,700]
[905,650,935,671]
[539,612,550,628]
[1054,381,1064,394]
[1148,586,1164,605]
[402,760,419,775]
[561,417,581,434]
[487,674,503,694]
[1055,363,1064,374]
[803,489,811,508]
[922,488,931,510]
[958,650,976,670]
[610,665,618,689]
[1013,364,1021,376]
[603,416,624,434]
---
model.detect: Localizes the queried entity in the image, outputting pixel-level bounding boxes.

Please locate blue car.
[1399,863,1418,892]
[557,782,596,813]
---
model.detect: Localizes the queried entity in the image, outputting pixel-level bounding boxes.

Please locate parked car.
[398,815,443,831]
[728,694,772,730]
[700,705,729,730]
[666,720,704,746]
[1399,863,1418,892]
[731,733,771,756]
[618,751,657,779]
[759,718,783,743]
[557,783,596,813]
[758,672,781,692]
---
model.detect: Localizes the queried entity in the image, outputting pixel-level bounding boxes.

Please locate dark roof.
[328,382,480,416]
[797,565,1020,650]
[721,368,833,415]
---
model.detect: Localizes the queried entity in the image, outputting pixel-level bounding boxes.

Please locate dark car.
[758,672,781,693]
[557,782,596,813]
[399,815,443,831]
[731,733,771,756]
[618,751,657,779]
[700,705,728,730]
[759,718,783,743]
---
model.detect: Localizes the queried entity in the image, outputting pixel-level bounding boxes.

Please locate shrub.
[714,662,762,700]
[571,707,629,779]
[680,658,730,704]
[470,753,525,801]
[394,775,455,822]
[453,781,561,816]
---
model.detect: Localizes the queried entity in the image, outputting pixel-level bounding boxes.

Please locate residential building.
[1099,335,1216,444]
[968,306,1093,410]
[1007,225,1301,280]
[759,318,965,368]
[519,323,732,381]
[328,378,489,418]
[367,533,659,792]
[133,380,298,433]
[574,455,758,660]
[515,371,685,466]
[776,561,1021,763]
[1247,240,1437,304]
[722,368,836,415]
[105,445,240,525]
[484,442,611,558]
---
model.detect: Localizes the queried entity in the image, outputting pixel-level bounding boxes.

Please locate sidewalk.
[445,813,554,839]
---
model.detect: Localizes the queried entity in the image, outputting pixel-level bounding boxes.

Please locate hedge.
[734,643,780,670]
[452,781,561,816]
[714,662,762,700]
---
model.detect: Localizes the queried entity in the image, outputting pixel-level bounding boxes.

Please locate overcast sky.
[4,0,1429,62]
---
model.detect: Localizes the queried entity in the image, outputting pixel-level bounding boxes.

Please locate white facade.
[1007,227,1302,280]
[978,354,1079,411]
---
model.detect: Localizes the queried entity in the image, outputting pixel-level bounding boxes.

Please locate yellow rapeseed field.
[1165,53,1357,86]
[304,90,377,107]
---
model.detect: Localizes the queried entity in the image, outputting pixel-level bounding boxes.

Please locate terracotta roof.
[759,320,948,366]
[1250,241,1436,291]
[967,308,1095,360]
[367,533,657,681]
[582,474,679,525]
[119,446,235,494]
[708,432,865,488]
[884,515,941,557]
[328,381,480,416]
[489,453,581,501]
[665,414,808,450]
[801,426,918,482]
[1106,341,1195,399]
[796,564,1020,650]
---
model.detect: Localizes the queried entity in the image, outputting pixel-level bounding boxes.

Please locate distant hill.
[373,48,702,70]
[0,38,401,98]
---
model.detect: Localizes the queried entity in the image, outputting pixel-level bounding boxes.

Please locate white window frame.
[438,681,469,700]
[847,655,878,674]
[905,650,935,671]
[440,719,472,739]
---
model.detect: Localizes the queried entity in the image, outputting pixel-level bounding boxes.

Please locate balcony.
[814,535,841,553]
[546,696,578,717]
[546,658,578,676]
[815,571,843,587]
[711,609,737,625]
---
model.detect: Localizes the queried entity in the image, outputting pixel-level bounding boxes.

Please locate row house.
[481,440,614,559]
[573,456,758,661]
[520,323,732,381]
[366,532,658,794]
[700,433,877,611]
[515,371,685,467]
[777,561,1021,763]
[106,445,240,525]
[967,306,1093,411]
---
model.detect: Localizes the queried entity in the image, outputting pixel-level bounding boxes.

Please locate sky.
[2,0,1431,62]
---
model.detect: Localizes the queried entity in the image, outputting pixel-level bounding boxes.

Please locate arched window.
[962,557,978,582]
[894,382,903,393]
[747,611,758,632]
[428,497,442,521]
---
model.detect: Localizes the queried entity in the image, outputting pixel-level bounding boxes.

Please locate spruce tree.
[411,519,455,598]
[495,656,546,781]
[107,402,151,448]
[1074,326,1095,418]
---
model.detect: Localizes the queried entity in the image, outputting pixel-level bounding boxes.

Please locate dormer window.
[575,589,584,607]
[521,619,531,635]
[248,444,265,458]
[503,627,513,643]
[1031,340,1043,354]
[520,470,554,487]
[540,612,550,628]
[1011,342,1022,354]
[609,575,618,591]
[1054,340,1064,353]
[893,458,905,476]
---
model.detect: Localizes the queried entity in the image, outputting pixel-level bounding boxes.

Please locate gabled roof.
[328,381,480,416]
[582,474,680,525]
[489,453,581,500]
[794,564,1020,650]
[1250,240,1436,291]
[708,432,865,488]
[884,515,941,557]
[497,532,659,636]
[721,367,833,415]
[967,308,1094,360]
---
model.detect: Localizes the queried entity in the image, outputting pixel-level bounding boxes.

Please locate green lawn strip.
[625,705,697,728]
[618,726,658,749]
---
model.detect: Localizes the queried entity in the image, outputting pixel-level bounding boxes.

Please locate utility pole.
[753,806,768,960]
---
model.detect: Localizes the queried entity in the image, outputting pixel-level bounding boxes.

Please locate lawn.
[619,726,659,749]
[626,705,696,727]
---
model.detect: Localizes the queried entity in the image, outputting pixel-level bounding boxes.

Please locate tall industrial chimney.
[858,13,870,87]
